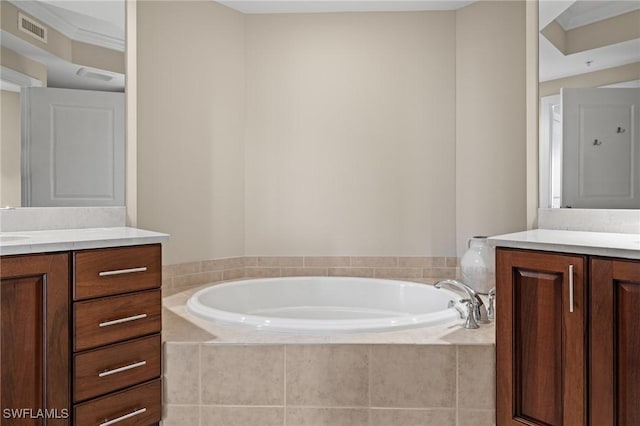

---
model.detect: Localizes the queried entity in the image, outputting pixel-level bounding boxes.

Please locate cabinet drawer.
[74,379,161,426]
[74,290,161,351]
[74,245,161,301]
[74,334,161,402]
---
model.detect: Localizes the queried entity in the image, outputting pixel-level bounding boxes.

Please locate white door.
[21,87,124,207]
[562,87,640,209]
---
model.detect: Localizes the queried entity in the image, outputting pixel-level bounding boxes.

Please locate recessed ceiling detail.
[217,0,474,14]
[541,9,640,56]
[539,0,640,82]
[555,0,640,30]
[8,0,124,51]
[18,12,48,43]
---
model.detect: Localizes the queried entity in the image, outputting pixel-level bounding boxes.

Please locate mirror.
[539,0,640,209]
[0,0,125,207]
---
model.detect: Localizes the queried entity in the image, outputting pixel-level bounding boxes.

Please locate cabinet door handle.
[568,264,574,313]
[99,266,147,277]
[99,408,146,426]
[99,313,147,328]
[98,360,147,378]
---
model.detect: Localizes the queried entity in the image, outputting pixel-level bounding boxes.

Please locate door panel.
[497,248,586,426]
[562,87,640,208]
[591,258,640,426]
[0,253,70,425]
[514,269,563,425]
[21,87,124,207]
[617,283,640,426]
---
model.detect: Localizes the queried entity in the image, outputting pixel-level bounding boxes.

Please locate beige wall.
[565,10,639,55]
[137,1,245,264]
[136,1,528,263]
[244,12,457,256]
[526,0,539,229]
[455,0,527,256]
[125,0,137,227]
[0,47,47,84]
[1,91,21,207]
[0,48,47,209]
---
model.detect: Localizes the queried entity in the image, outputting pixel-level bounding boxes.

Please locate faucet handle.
[460,299,480,329]
[487,288,496,321]
[435,279,489,325]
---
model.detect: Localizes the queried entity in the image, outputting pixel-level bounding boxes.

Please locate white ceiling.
[539,0,640,82]
[9,0,125,51]
[39,0,124,31]
[540,35,640,81]
[1,29,125,91]
[2,1,124,91]
[217,0,474,14]
[5,0,636,87]
[555,0,640,30]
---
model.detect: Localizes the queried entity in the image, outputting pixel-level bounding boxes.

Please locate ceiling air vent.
[18,13,47,43]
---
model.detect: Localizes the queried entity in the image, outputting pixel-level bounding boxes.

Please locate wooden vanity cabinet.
[496,248,587,426]
[71,244,162,426]
[0,253,71,425]
[497,248,640,426]
[590,257,640,426]
[0,243,162,425]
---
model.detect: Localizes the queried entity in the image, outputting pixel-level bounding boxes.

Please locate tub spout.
[435,279,490,326]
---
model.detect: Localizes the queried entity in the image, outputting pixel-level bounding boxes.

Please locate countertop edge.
[488,229,640,260]
[0,227,169,256]
[489,238,639,260]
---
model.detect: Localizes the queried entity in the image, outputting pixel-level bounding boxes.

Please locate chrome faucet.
[487,287,496,321]
[435,279,490,328]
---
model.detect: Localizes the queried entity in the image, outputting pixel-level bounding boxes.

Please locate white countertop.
[489,229,640,260]
[0,227,169,256]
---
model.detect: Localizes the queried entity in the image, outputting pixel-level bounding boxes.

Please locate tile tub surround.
[161,283,496,426]
[162,343,495,426]
[162,256,460,294]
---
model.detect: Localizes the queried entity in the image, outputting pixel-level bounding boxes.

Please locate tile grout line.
[368,344,372,426]
[247,404,456,410]
[455,345,459,426]
[283,345,287,426]
[198,343,202,426]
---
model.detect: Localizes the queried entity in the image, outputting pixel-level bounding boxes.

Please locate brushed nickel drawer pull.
[98,360,147,378]
[99,313,147,328]
[99,266,148,277]
[568,264,574,313]
[99,408,146,426]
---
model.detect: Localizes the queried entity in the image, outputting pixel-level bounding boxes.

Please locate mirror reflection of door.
[562,87,640,209]
[539,0,640,209]
[22,87,124,207]
[0,0,125,207]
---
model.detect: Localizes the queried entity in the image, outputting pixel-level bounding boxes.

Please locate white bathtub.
[186,276,464,333]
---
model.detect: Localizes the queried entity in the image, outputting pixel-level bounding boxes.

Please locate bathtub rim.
[185,276,464,333]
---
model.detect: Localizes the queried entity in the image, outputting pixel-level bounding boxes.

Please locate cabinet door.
[496,248,586,426]
[590,258,640,426]
[1,253,70,425]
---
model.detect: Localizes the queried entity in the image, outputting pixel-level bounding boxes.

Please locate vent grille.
[18,13,47,43]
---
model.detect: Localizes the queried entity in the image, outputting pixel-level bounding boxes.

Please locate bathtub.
[186,276,464,333]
